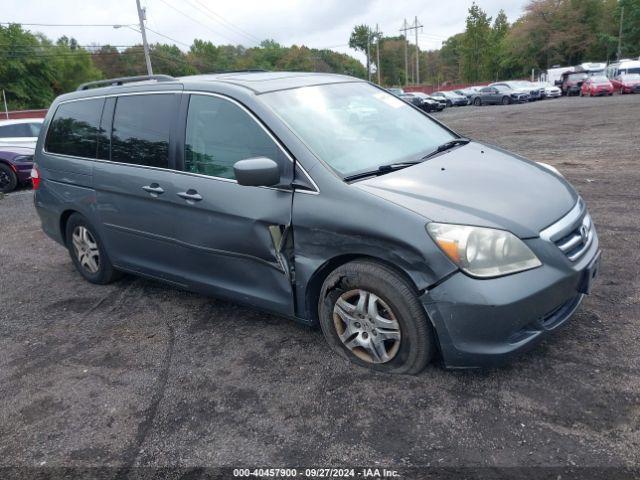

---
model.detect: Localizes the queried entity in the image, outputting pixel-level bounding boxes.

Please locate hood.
[355,142,578,238]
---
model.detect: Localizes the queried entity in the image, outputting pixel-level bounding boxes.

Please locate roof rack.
[76,74,176,91]
[211,69,267,74]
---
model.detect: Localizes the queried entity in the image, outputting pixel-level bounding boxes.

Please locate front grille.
[540,200,594,262]
[554,214,594,261]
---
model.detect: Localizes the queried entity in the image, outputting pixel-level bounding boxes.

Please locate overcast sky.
[4,0,530,62]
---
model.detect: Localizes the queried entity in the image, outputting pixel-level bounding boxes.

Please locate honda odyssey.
[33,72,601,373]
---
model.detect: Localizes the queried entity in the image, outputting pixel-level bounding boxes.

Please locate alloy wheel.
[333,289,401,364]
[72,226,100,274]
[0,169,11,189]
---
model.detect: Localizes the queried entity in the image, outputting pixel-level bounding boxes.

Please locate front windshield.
[262,82,455,177]
[622,73,640,80]
[592,76,609,84]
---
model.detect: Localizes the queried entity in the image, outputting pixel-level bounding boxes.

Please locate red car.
[611,73,640,94]
[580,76,614,96]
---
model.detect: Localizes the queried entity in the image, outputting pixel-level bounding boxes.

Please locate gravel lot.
[1,95,639,475]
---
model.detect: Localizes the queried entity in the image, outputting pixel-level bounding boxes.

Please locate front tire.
[318,260,435,374]
[501,96,511,105]
[0,163,17,193]
[473,97,482,106]
[65,213,121,285]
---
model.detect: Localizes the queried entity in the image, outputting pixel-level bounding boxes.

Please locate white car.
[0,118,44,148]
[538,82,562,98]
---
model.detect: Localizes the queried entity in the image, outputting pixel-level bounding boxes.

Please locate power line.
[145,26,191,48]
[0,22,138,27]
[187,0,261,44]
[153,0,246,45]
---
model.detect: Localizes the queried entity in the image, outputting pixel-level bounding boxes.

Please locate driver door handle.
[177,189,203,202]
[142,184,164,195]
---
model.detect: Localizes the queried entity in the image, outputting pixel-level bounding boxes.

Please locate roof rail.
[212,69,267,74]
[76,74,176,91]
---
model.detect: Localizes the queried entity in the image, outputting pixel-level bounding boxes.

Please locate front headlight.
[426,223,542,278]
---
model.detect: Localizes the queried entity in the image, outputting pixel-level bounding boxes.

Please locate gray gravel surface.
[0,95,638,471]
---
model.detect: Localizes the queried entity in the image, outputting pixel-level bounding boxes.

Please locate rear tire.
[446,100,452,108]
[318,260,435,375]
[65,213,121,285]
[0,163,17,193]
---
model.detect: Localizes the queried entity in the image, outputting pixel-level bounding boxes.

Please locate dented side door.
[164,92,296,316]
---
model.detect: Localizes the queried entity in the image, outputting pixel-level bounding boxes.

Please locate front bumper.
[421,208,600,368]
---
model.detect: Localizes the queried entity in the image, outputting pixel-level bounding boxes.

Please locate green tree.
[349,24,373,76]
[460,3,493,82]
[489,10,510,81]
[617,0,640,58]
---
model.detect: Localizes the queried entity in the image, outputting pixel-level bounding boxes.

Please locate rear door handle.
[177,189,203,202]
[142,183,164,195]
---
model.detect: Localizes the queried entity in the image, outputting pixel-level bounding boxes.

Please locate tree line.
[0,24,365,110]
[1,0,639,109]
[353,0,639,87]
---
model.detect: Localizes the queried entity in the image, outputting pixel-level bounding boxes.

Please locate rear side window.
[0,123,33,138]
[184,95,281,180]
[111,94,175,168]
[46,99,104,158]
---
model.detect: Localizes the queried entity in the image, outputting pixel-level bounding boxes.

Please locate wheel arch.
[303,253,421,326]
[59,209,79,244]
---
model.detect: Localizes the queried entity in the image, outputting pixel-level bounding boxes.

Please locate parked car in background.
[580,76,614,96]
[470,85,529,105]
[386,87,405,96]
[33,72,600,372]
[431,90,469,107]
[0,119,43,148]
[0,145,34,193]
[490,81,544,101]
[537,82,562,98]
[400,93,445,112]
[559,72,588,96]
[610,73,640,94]
[454,86,481,99]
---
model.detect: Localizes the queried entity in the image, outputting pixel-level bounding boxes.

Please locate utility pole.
[401,17,422,85]
[617,6,624,61]
[136,0,153,76]
[400,19,409,86]
[366,28,371,82]
[413,16,422,85]
[375,24,381,85]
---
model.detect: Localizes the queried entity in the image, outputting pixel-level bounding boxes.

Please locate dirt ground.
[0,95,639,476]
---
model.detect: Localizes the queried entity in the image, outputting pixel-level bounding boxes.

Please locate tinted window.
[46,99,104,157]
[0,123,33,138]
[111,94,175,168]
[185,95,281,180]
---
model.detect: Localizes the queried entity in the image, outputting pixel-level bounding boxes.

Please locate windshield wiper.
[420,137,471,161]
[343,138,471,183]
[343,161,421,182]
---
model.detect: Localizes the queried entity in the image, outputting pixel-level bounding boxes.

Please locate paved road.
[1,95,638,472]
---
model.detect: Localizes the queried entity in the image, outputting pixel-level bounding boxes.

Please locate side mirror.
[233,157,280,187]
